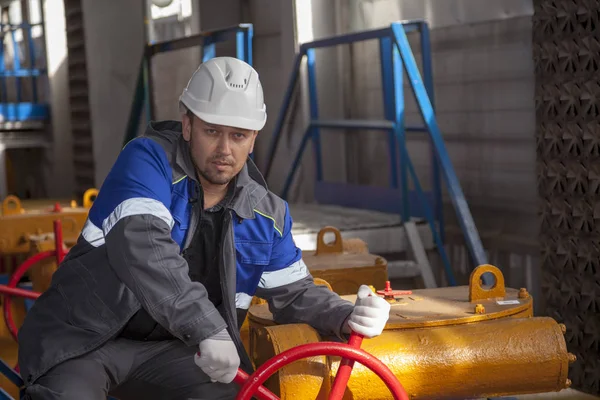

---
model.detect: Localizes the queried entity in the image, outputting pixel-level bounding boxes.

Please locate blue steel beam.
[309,120,428,133]
[391,22,489,270]
[379,36,399,189]
[0,357,22,389]
[0,388,15,400]
[400,130,457,286]
[298,22,421,52]
[9,24,21,105]
[311,119,395,130]
[0,103,49,121]
[418,22,445,242]
[281,125,312,200]
[0,21,43,29]
[262,51,303,180]
[0,36,7,104]
[392,33,410,222]
[236,25,253,65]
[305,48,323,181]
[0,69,46,77]
[148,24,252,55]
[202,43,216,63]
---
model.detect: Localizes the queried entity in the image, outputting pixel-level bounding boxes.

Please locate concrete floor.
[515,389,600,399]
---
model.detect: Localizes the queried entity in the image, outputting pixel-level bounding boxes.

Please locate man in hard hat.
[17,56,391,399]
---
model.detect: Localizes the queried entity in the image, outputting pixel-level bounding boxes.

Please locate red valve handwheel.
[2,220,67,342]
[232,332,409,400]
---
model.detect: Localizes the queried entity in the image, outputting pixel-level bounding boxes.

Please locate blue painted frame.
[0,11,49,123]
[263,21,489,285]
[123,24,254,146]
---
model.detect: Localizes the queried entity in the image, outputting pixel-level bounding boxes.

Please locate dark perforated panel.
[533,0,600,394]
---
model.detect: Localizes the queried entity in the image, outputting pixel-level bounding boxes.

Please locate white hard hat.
[179,56,267,131]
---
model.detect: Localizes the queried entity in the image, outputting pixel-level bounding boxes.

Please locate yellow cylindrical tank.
[247,265,573,400]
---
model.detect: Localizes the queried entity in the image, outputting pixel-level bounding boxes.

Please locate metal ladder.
[263,21,489,286]
[122,24,254,146]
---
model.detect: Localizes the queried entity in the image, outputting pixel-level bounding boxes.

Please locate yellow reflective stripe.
[253,209,283,237]
[172,175,187,185]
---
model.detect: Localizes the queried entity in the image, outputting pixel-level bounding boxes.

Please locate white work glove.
[194,329,240,383]
[346,285,391,338]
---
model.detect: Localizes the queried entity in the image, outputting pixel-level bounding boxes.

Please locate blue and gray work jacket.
[17,121,355,385]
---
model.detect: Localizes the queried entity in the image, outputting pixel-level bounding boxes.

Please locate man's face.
[182,114,258,186]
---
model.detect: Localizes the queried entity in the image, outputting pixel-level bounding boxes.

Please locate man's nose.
[216,135,232,154]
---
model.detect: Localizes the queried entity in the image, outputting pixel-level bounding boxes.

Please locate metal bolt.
[565,379,572,388]
[568,353,577,364]
[559,323,567,334]
[375,257,386,265]
[475,304,486,314]
[518,288,529,299]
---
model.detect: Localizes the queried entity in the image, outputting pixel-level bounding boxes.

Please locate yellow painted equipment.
[240,227,386,353]
[0,189,96,255]
[247,264,574,399]
[301,226,388,295]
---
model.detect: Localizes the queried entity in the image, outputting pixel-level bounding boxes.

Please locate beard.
[197,166,233,186]
[188,140,236,185]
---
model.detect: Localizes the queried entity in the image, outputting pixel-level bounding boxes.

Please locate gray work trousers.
[22,338,238,400]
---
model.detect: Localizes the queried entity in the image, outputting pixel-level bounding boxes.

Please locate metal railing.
[263,21,489,285]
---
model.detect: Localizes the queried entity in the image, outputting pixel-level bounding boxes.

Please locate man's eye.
[233,133,246,140]
[206,129,217,135]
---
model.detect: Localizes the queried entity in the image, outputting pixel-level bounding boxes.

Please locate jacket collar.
[175,134,267,220]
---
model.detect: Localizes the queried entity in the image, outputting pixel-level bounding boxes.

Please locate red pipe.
[234,341,409,400]
[329,333,364,398]
[0,285,41,300]
[53,220,66,264]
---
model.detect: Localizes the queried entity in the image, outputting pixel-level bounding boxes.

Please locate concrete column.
[81,0,145,186]
[43,0,73,198]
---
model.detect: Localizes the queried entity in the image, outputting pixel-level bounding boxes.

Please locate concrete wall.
[82,0,145,186]
[151,1,201,122]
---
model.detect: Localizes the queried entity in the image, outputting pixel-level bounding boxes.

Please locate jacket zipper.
[220,211,254,371]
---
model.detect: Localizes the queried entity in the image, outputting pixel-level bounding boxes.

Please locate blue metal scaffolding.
[0,3,49,123]
[123,23,254,146]
[263,21,488,285]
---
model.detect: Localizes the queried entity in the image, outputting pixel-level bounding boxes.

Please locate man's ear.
[182,113,193,142]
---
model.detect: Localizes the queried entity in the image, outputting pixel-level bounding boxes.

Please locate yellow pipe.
[248,265,573,399]
[250,317,571,400]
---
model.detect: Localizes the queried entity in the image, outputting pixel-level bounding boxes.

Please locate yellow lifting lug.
[469,264,506,302]
[2,195,24,216]
[83,188,99,209]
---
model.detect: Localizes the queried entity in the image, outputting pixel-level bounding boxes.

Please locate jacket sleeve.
[87,138,227,346]
[254,202,354,339]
